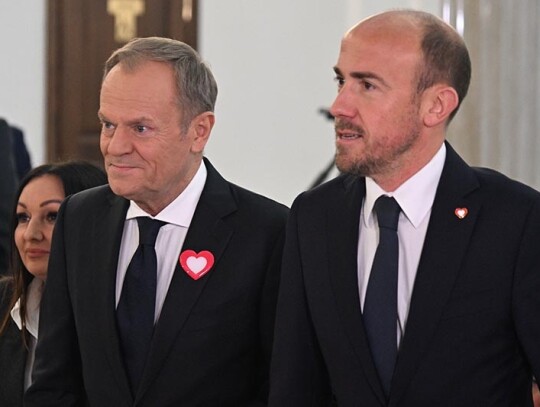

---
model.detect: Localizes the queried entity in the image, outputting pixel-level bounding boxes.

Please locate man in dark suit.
[269,10,540,407]
[25,37,288,406]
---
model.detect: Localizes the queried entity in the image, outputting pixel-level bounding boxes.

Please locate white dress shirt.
[115,161,207,323]
[11,276,44,389]
[357,143,446,346]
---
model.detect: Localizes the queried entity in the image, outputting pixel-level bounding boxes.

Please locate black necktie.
[363,196,401,397]
[116,217,165,393]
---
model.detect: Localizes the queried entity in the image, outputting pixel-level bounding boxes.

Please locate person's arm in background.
[0,119,18,276]
[10,126,32,180]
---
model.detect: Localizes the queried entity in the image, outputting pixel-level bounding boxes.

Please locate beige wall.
[1,1,538,203]
[0,2,46,166]
[447,0,540,191]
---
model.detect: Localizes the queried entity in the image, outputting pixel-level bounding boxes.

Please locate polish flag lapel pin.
[179,250,215,280]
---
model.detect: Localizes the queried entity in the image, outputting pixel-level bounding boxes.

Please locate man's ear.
[421,85,459,127]
[190,111,215,153]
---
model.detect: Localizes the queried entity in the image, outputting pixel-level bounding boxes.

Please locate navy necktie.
[363,196,401,397]
[117,217,165,393]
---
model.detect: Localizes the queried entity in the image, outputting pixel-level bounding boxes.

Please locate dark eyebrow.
[41,199,63,207]
[17,199,63,209]
[333,66,390,88]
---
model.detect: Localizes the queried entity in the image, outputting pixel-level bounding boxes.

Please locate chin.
[28,267,47,281]
[335,155,357,174]
[336,158,372,178]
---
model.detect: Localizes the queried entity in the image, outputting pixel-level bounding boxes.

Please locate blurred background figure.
[0,161,106,406]
[9,124,32,182]
[0,119,19,277]
[1,118,32,277]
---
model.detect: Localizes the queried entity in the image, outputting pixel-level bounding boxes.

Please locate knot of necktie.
[374,196,401,231]
[137,217,165,246]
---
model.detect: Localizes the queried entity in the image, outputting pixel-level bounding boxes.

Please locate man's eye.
[135,125,148,133]
[334,77,345,88]
[362,81,375,90]
[46,212,59,224]
[16,212,30,224]
[101,121,115,131]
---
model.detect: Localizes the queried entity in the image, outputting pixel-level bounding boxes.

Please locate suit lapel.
[326,176,387,405]
[91,189,133,401]
[136,159,235,400]
[390,144,481,404]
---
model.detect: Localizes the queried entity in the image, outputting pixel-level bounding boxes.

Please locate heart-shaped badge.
[179,250,215,280]
[454,207,468,219]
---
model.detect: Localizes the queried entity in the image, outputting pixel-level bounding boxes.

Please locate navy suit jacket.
[26,159,288,406]
[269,143,540,406]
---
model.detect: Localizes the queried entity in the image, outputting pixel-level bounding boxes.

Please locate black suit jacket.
[25,159,288,407]
[269,143,540,407]
[0,284,26,406]
[0,320,26,406]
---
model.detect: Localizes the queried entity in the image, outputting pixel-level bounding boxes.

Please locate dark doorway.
[46,0,198,165]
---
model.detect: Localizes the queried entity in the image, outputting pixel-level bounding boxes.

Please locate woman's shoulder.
[0,278,15,315]
[0,277,25,406]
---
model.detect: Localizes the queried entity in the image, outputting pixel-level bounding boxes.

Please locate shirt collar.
[363,143,446,228]
[126,160,207,227]
[10,277,44,338]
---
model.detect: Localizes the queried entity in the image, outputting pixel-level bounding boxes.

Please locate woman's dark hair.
[0,160,107,346]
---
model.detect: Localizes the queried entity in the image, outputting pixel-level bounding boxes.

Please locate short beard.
[335,150,388,177]
[333,119,373,176]
[334,117,420,178]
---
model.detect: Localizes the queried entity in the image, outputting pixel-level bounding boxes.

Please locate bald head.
[347,9,425,38]
[347,10,471,122]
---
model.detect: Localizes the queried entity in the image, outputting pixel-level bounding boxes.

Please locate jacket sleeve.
[512,195,540,381]
[268,195,333,406]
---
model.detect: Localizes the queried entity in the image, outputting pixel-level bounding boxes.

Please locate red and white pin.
[179,250,215,280]
[454,207,468,219]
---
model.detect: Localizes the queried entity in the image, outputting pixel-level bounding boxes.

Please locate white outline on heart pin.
[179,250,215,280]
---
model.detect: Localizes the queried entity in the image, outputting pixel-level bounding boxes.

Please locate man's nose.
[330,87,356,119]
[104,126,133,156]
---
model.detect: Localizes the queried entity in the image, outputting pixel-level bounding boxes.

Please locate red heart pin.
[454,207,468,219]
[179,250,215,280]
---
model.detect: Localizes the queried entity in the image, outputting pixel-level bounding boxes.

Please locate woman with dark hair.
[0,161,106,405]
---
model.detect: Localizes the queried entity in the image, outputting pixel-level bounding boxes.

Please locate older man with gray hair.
[26,37,288,407]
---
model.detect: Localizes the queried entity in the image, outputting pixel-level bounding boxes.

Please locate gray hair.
[104,37,218,132]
